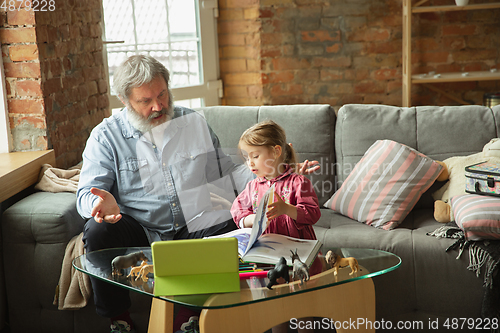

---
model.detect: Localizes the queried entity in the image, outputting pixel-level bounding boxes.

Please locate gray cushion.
[335,104,500,185]
[415,105,500,160]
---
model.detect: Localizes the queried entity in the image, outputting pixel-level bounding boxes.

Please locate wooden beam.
[414,0,429,7]
[402,0,412,107]
[422,84,472,105]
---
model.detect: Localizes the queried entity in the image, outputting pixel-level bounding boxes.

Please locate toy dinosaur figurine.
[111,251,149,277]
[290,249,309,285]
[267,257,290,289]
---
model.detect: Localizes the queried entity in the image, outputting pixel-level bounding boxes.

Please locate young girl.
[231,120,320,333]
[231,119,320,245]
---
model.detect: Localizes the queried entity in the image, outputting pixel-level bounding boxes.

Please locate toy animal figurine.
[290,249,309,285]
[127,260,148,279]
[111,251,148,277]
[266,257,290,290]
[136,264,154,282]
[325,250,359,276]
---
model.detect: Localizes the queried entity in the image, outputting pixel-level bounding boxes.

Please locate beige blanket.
[54,232,92,310]
[35,163,81,193]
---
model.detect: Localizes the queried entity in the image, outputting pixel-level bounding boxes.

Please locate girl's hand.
[267,191,297,220]
[297,159,320,175]
[243,214,256,228]
[288,143,320,175]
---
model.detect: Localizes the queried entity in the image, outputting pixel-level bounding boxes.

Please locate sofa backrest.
[335,104,500,186]
[199,105,336,205]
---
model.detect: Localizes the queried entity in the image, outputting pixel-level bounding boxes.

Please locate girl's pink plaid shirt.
[230,164,321,240]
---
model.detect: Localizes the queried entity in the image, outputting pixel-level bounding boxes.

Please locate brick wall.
[1,6,44,152]
[1,0,109,168]
[219,0,263,106]
[219,0,500,107]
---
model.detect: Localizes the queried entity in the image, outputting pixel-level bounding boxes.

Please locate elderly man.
[77,54,318,333]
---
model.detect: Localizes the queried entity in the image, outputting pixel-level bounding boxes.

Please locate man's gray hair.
[113,54,170,102]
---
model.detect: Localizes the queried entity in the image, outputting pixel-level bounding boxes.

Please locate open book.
[208,184,322,266]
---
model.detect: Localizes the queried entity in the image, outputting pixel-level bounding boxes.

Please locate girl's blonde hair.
[239,120,298,173]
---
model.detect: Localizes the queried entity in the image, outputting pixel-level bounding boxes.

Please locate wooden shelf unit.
[413,2,500,12]
[402,0,500,107]
[412,70,500,83]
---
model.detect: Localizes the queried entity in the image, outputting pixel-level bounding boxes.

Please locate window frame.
[0,55,12,153]
[104,0,222,110]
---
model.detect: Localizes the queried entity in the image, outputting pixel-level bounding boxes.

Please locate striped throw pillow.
[451,194,500,241]
[325,140,443,230]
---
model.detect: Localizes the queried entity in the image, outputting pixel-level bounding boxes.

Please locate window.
[0,56,11,153]
[102,0,222,114]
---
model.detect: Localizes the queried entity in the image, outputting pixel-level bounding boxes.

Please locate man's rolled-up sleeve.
[76,132,117,219]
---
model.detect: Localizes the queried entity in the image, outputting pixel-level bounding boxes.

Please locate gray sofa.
[317,104,498,329]
[1,104,498,332]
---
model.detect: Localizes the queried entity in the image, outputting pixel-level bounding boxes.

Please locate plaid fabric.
[326,140,443,230]
[451,194,500,241]
[428,222,500,320]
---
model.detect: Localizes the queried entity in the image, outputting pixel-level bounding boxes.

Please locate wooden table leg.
[199,277,375,333]
[148,297,174,333]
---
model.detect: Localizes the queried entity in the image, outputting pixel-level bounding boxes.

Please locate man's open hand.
[90,187,122,223]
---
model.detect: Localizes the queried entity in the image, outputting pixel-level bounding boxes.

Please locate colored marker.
[239,270,269,280]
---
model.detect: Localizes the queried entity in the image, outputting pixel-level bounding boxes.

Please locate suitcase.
[465,162,500,197]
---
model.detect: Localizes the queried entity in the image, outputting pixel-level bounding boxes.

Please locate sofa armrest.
[2,191,87,332]
[2,191,85,244]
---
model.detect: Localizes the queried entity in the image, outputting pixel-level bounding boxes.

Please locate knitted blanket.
[427,223,500,319]
[53,232,92,310]
[35,163,81,193]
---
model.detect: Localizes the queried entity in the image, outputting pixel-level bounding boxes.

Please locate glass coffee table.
[74,247,400,333]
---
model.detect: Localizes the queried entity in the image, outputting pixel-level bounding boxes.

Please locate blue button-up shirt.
[77,106,252,243]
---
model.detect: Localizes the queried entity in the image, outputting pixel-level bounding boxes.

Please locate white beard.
[127,108,172,133]
[126,95,174,133]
